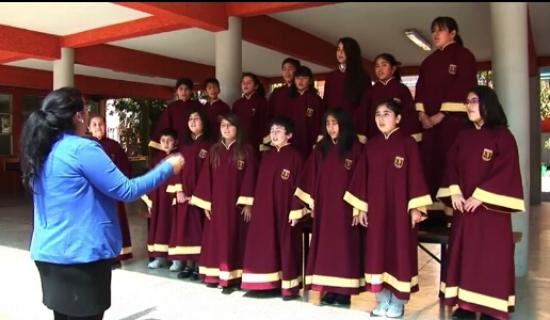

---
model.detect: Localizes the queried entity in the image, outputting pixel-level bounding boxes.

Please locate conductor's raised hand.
[166,153,185,174]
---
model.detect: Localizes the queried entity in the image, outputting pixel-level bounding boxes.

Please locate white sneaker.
[148,258,168,269]
[370,301,390,317]
[169,260,183,272]
[386,302,404,318]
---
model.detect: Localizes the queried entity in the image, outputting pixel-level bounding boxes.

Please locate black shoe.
[221,286,238,295]
[452,308,476,320]
[111,261,122,270]
[282,293,300,301]
[190,270,199,281]
[206,283,218,288]
[320,292,337,305]
[177,266,194,279]
[334,294,351,306]
[479,314,496,320]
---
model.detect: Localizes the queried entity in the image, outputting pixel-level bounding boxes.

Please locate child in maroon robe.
[287,66,325,159]
[165,107,213,279]
[148,77,203,152]
[143,128,180,269]
[267,57,301,120]
[190,112,258,294]
[294,108,364,306]
[202,78,230,141]
[436,86,525,320]
[323,37,371,139]
[232,73,269,155]
[88,115,133,268]
[360,53,421,142]
[345,99,432,318]
[415,17,477,202]
[241,116,304,300]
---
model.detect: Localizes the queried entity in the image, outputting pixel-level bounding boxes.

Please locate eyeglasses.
[465,98,480,105]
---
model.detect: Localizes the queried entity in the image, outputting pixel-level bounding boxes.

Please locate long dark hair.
[21,87,84,190]
[468,86,508,127]
[241,72,266,97]
[290,65,317,97]
[338,37,368,105]
[317,108,354,159]
[182,106,211,145]
[210,112,246,168]
[431,16,463,46]
[374,53,402,82]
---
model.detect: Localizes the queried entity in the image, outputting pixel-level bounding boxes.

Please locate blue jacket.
[30,132,173,264]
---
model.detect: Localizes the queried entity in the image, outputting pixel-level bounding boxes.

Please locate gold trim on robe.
[168,246,201,255]
[440,282,515,312]
[294,187,315,209]
[289,208,308,220]
[357,134,367,144]
[148,140,163,151]
[166,184,183,193]
[199,267,243,281]
[415,102,425,112]
[440,102,467,112]
[147,243,169,252]
[472,187,525,212]
[140,195,153,208]
[262,134,271,145]
[411,132,422,142]
[343,191,368,212]
[190,195,212,211]
[407,194,433,212]
[436,184,463,198]
[119,246,132,255]
[236,196,254,206]
[365,272,419,293]
[305,274,365,288]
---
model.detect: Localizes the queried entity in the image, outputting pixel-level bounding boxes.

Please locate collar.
[274,143,290,152]
[222,140,236,150]
[378,77,394,86]
[440,40,456,51]
[383,127,400,140]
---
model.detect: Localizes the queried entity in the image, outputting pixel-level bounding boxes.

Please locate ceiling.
[1,2,549,88]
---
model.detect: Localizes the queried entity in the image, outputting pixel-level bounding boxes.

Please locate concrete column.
[490,2,530,277]
[53,47,75,90]
[215,16,242,106]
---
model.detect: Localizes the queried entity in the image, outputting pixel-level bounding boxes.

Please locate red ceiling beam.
[0,25,59,60]
[0,65,173,99]
[116,2,227,31]
[0,50,27,64]
[226,2,334,17]
[62,16,191,48]
[75,45,215,82]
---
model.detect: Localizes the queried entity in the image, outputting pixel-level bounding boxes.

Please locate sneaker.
[452,308,476,320]
[147,257,168,269]
[221,286,238,295]
[169,260,183,272]
[206,283,218,288]
[479,314,496,320]
[333,294,351,306]
[190,269,200,281]
[386,303,404,318]
[177,266,194,278]
[370,301,390,317]
[320,292,336,305]
[111,261,122,270]
[282,293,300,301]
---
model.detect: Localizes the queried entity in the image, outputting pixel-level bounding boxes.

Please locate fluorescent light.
[404,29,432,51]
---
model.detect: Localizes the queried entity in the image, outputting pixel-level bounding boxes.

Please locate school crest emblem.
[198,149,208,159]
[281,169,291,180]
[482,148,493,162]
[306,107,314,117]
[394,156,404,169]
[449,64,457,75]
[344,159,353,170]
[236,160,245,170]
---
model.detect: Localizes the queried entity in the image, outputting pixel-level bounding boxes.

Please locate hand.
[419,112,433,130]
[204,209,212,221]
[289,219,299,227]
[146,207,152,218]
[464,197,482,213]
[310,209,315,218]
[429,112,445,126]
[358,211,368,227]
[242,205,252,223]
[176,192,188,204]
[451,194,466,213]
[410,209,426,228]
[166,153,185,174]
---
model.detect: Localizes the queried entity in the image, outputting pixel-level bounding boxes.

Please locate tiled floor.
[0,195,549,320]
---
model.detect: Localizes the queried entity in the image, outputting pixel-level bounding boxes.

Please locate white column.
[53,47,75,89]
[490,2,530,277]
[215,16,242,106]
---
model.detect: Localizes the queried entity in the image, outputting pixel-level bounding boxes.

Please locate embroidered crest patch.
[394,156,404,168]
[482,148,493,162]
[306,107,314,117]
[281,169,290,180]
[236,160,245,170]
[198,149,208,159]
[344,159,353,170]
[449,64,457,75]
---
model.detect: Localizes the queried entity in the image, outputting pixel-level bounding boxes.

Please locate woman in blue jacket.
[21,87,184,320]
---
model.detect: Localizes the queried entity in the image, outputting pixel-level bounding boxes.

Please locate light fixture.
[404,29,432,51]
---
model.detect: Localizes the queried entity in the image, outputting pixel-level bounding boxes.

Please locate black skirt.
[35,259,112,317]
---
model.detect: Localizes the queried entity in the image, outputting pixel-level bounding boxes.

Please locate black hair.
[203,77,220,89]
[468,85,508,127]
[338,37,370,105]
[241,72,266,97]
[317,108,354,159]
[182,106,211,144]
[431,16,463,46]
[376,98,403,117]
[282,57,301,70]
[374,53,402,82]
[290,65,317,97]
[21,87,84,190]
[175,77,194,90]
[269,115,295,135]
[160,127,178,140]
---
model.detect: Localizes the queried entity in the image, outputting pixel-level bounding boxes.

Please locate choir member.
[202,78,230,141]
[268,57,301,119]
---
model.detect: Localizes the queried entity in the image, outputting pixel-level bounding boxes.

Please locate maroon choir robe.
[148,99,203,151]
[241,144,304,296]
[436,126,525,320]
[360,78,422,142]
[96,137,133,261]
[204,99,230,140]
[268,84,293,119]
[233,93,269,153]
[415,42,477,198]
[190,143,258,287]
[167,137,212,261]
[144,150,178,258]
[294,139,364,295]
[288,89,325,159]
[344,129,432,300]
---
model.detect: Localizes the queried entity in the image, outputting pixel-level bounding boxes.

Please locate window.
[0,94,12,155]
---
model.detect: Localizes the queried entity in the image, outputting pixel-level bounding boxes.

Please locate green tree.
[541,80,550,119]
